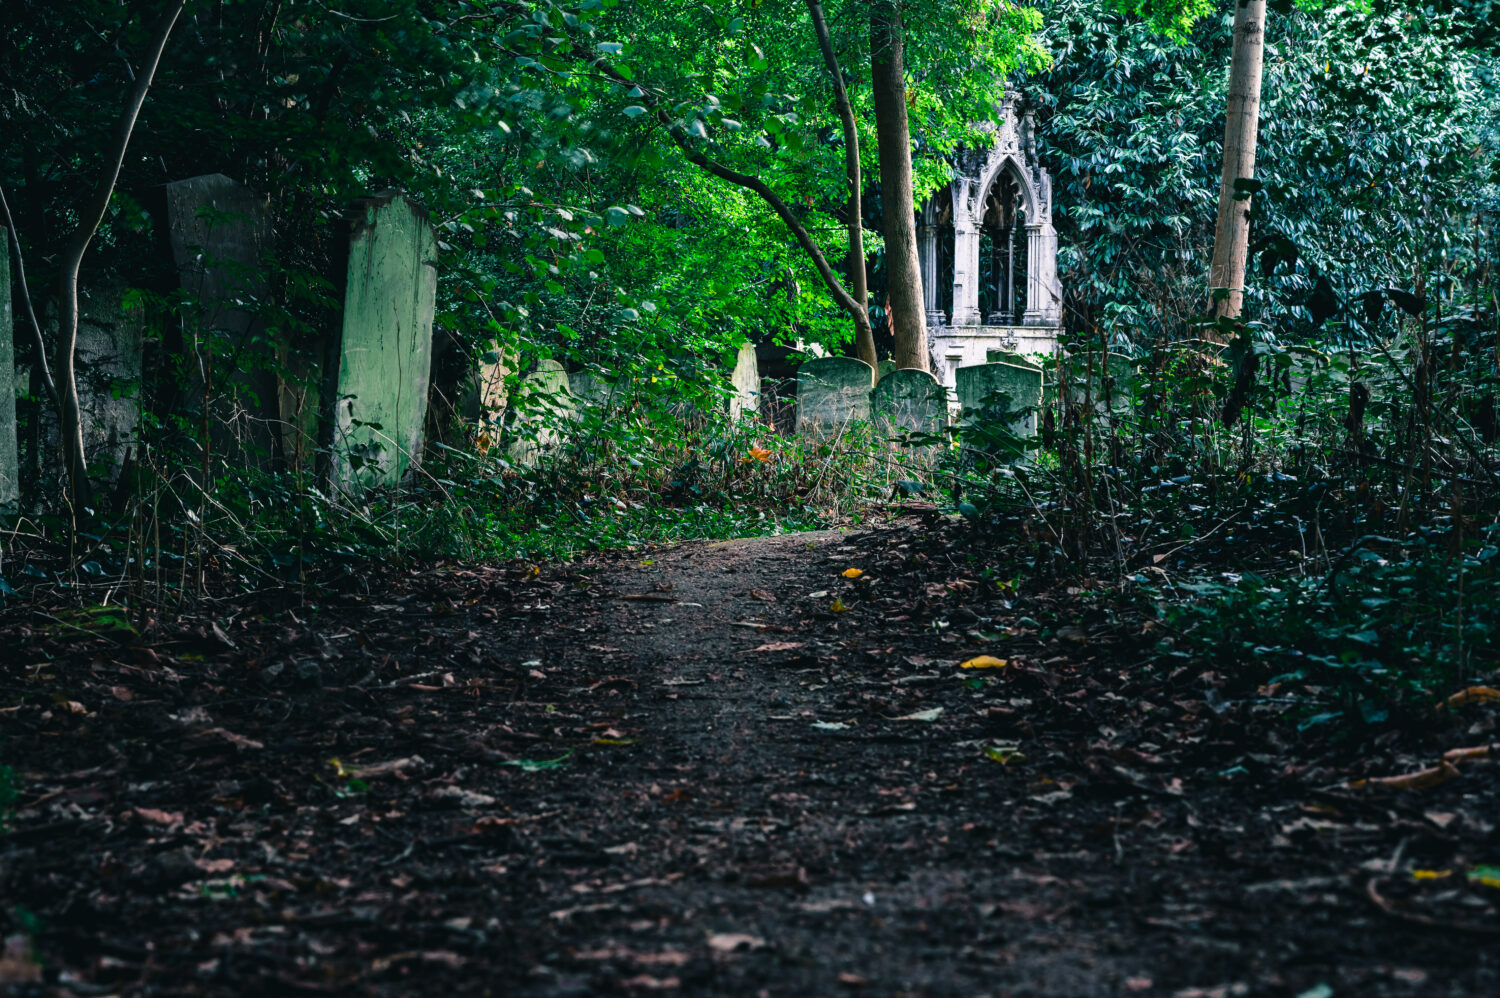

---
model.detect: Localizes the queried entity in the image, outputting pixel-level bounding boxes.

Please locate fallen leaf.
[110,686,134,701]
[830,598,849,613]
[707,933,767,954]
[841,568,864,579]
[749,589,777,602]
[1411,869,1452,880]
[1441,686,1500,710]
[985,743,1025,764]
[748,641,805,654]
[1468,865,1500,889]
[594,737,639,746]
[838,972,869,987]
[960,655,1008,669]
[886,707,943,722]
[812,721,850,731]
[1350,759,1460,791]
[133,807,184,827]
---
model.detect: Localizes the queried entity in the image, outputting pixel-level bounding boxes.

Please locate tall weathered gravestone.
[74,286,143,480]
[872,368,947,463]
[729,342,760,421]
[796,357,875,437]
[507,359,573,467]
[327,192,437,489]
[0,233,18,511]
[956,360,1044,450]
[164,174,284,464]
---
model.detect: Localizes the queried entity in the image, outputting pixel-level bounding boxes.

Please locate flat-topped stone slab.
[507,359,574,466]
[872,368,947,462]
[165,174,280,463]
[328,192,437,490]
[796,357,874,437]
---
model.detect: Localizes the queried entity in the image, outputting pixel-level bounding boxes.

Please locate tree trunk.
[870,0,929,373]
[54,0,186,513]
[807,0,876,370]
[1208,0,1266,322]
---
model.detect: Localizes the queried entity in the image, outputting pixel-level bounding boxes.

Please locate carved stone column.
[1022,223,1062,326]
[949,181,982,327]
[917,209,943,326]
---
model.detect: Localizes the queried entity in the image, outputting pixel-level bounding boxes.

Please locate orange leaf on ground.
[1350,759,1460,791]
[1441,686,1500,710]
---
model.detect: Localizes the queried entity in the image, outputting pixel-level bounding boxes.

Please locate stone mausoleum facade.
[917,97,1062,390]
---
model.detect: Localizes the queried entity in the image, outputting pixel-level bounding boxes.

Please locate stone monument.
[871,367,947,462]
[917,97,1063,393]
[326,192,438,490]
[796,357,875,438]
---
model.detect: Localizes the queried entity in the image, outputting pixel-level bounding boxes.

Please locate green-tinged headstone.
[0,233,17,512]
[74,286,142,481]
[796,357,874,437]
[569,369,632,414]
[507,360,574,467]
[956,361,1044,460]
[872,368,947,464]
[329,192,437,490]
[729,342,760,421]
[165,174,280,465]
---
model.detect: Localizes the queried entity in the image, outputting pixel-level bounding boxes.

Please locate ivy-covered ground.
[3,518,1499,996]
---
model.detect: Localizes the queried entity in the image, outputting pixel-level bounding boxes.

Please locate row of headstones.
[0,173,436,510]
[794,355,1047,446]
[477,342,764,467]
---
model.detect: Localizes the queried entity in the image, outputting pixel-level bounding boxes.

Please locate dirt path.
[3,524,1497,996]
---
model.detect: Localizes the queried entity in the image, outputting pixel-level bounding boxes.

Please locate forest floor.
[3,517,1499,997]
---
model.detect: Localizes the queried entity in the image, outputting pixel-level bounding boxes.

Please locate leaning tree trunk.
[54,0,186,514]
[1207,0,1266,322]
[870,0,930,373]
[807,0,876,370]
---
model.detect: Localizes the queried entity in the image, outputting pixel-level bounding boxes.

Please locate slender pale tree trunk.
[1208,0,1266,322]
[870,0,930,372]
[55,0,187,512]
[807,0,876,369]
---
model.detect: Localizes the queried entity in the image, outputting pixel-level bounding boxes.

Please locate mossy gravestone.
[329,192,437,490]
[729,342,760,422]
[872,368,946,463]
[956,361,1043,459]
[507,359,574,467]
[796,357,874,437]
[0,233,17,512]
[165,174,282,464]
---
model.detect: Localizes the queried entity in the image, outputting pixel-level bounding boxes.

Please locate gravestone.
[956,361,1044,451]
[507,359,573,467]
[0,233,17,511]
[568,369,631,414]
[328,192,437,490]
[796,357,874,437]
[872,368,947,462]
[74,286,143,480]
[729,342,759,421]
[465,346,515,436]
[164,174,281,463]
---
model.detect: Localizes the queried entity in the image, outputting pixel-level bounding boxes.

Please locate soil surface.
[3,521,1498,996]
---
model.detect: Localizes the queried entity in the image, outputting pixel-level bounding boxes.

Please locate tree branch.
[54,0,187,511]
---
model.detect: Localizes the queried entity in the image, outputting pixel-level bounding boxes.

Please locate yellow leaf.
[748,445,772,463]
[1411,869,1452,881]
[830,598,849,613]
[329,758,350,778]
[986,743,1025,764]
[1440,686,1500,710]
[960,655,1008,669]
[841,568,863,579]
[593,737,638,747]
[1469,866,1500,889]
